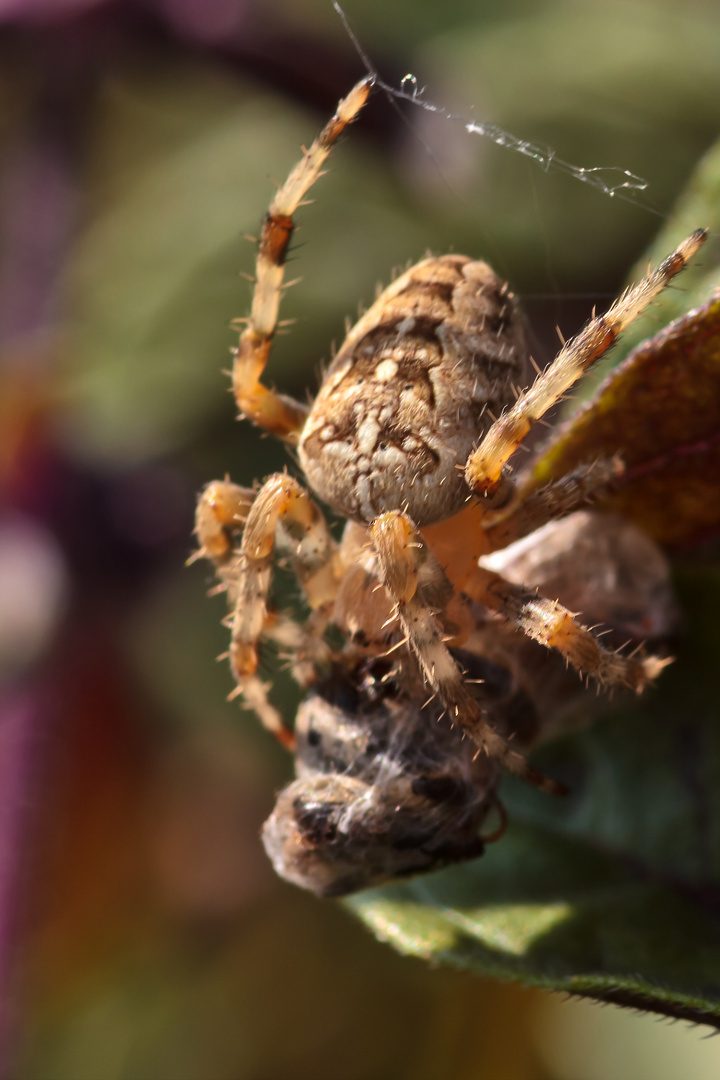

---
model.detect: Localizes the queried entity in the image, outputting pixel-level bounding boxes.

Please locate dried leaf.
[529,295,720,546]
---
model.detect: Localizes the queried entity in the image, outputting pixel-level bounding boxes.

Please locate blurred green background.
[2,0,720,1076]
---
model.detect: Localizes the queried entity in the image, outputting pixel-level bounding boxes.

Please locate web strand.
[333,2,662,217]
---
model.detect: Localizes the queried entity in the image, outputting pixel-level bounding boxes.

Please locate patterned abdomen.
[299,256,527,526]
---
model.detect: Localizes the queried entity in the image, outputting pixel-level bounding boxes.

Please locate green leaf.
[574,135,720,393]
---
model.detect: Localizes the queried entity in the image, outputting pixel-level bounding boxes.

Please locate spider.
[195,76,706,894]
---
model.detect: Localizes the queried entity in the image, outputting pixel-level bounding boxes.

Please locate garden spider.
[195,76,705,893]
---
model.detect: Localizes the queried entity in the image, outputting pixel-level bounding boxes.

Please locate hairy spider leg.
[462,561,670,691]
[228,474,338,745]
[195,479,255,563]
[465,229,708,504]
[195,479,291,741]
[370,510,565,795]
[481,457,623,550]
[233,77,374,443]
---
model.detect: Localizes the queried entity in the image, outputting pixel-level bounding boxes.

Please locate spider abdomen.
[298,255,527,526]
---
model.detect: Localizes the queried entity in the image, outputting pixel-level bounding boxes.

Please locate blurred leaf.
[59,64,290,463]
[416,2,720,282]
[529,295,720,546]
[350,136,720,1026]
[619,137,720,352]
[574,135,720,391]
[58,61,430,466]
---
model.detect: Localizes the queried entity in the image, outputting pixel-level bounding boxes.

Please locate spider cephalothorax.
[195,76,704,893]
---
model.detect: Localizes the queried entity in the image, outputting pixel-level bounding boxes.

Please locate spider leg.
[195,474,338,747]
[482,457,622,550]
[465,229,707,504]
[232,474,339,734]
[262,607,335,689]
[370,511,565,795]
[233,77,374,443]
[464,561,670,691]
[194,479,290,742]
[194,479,255,566]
